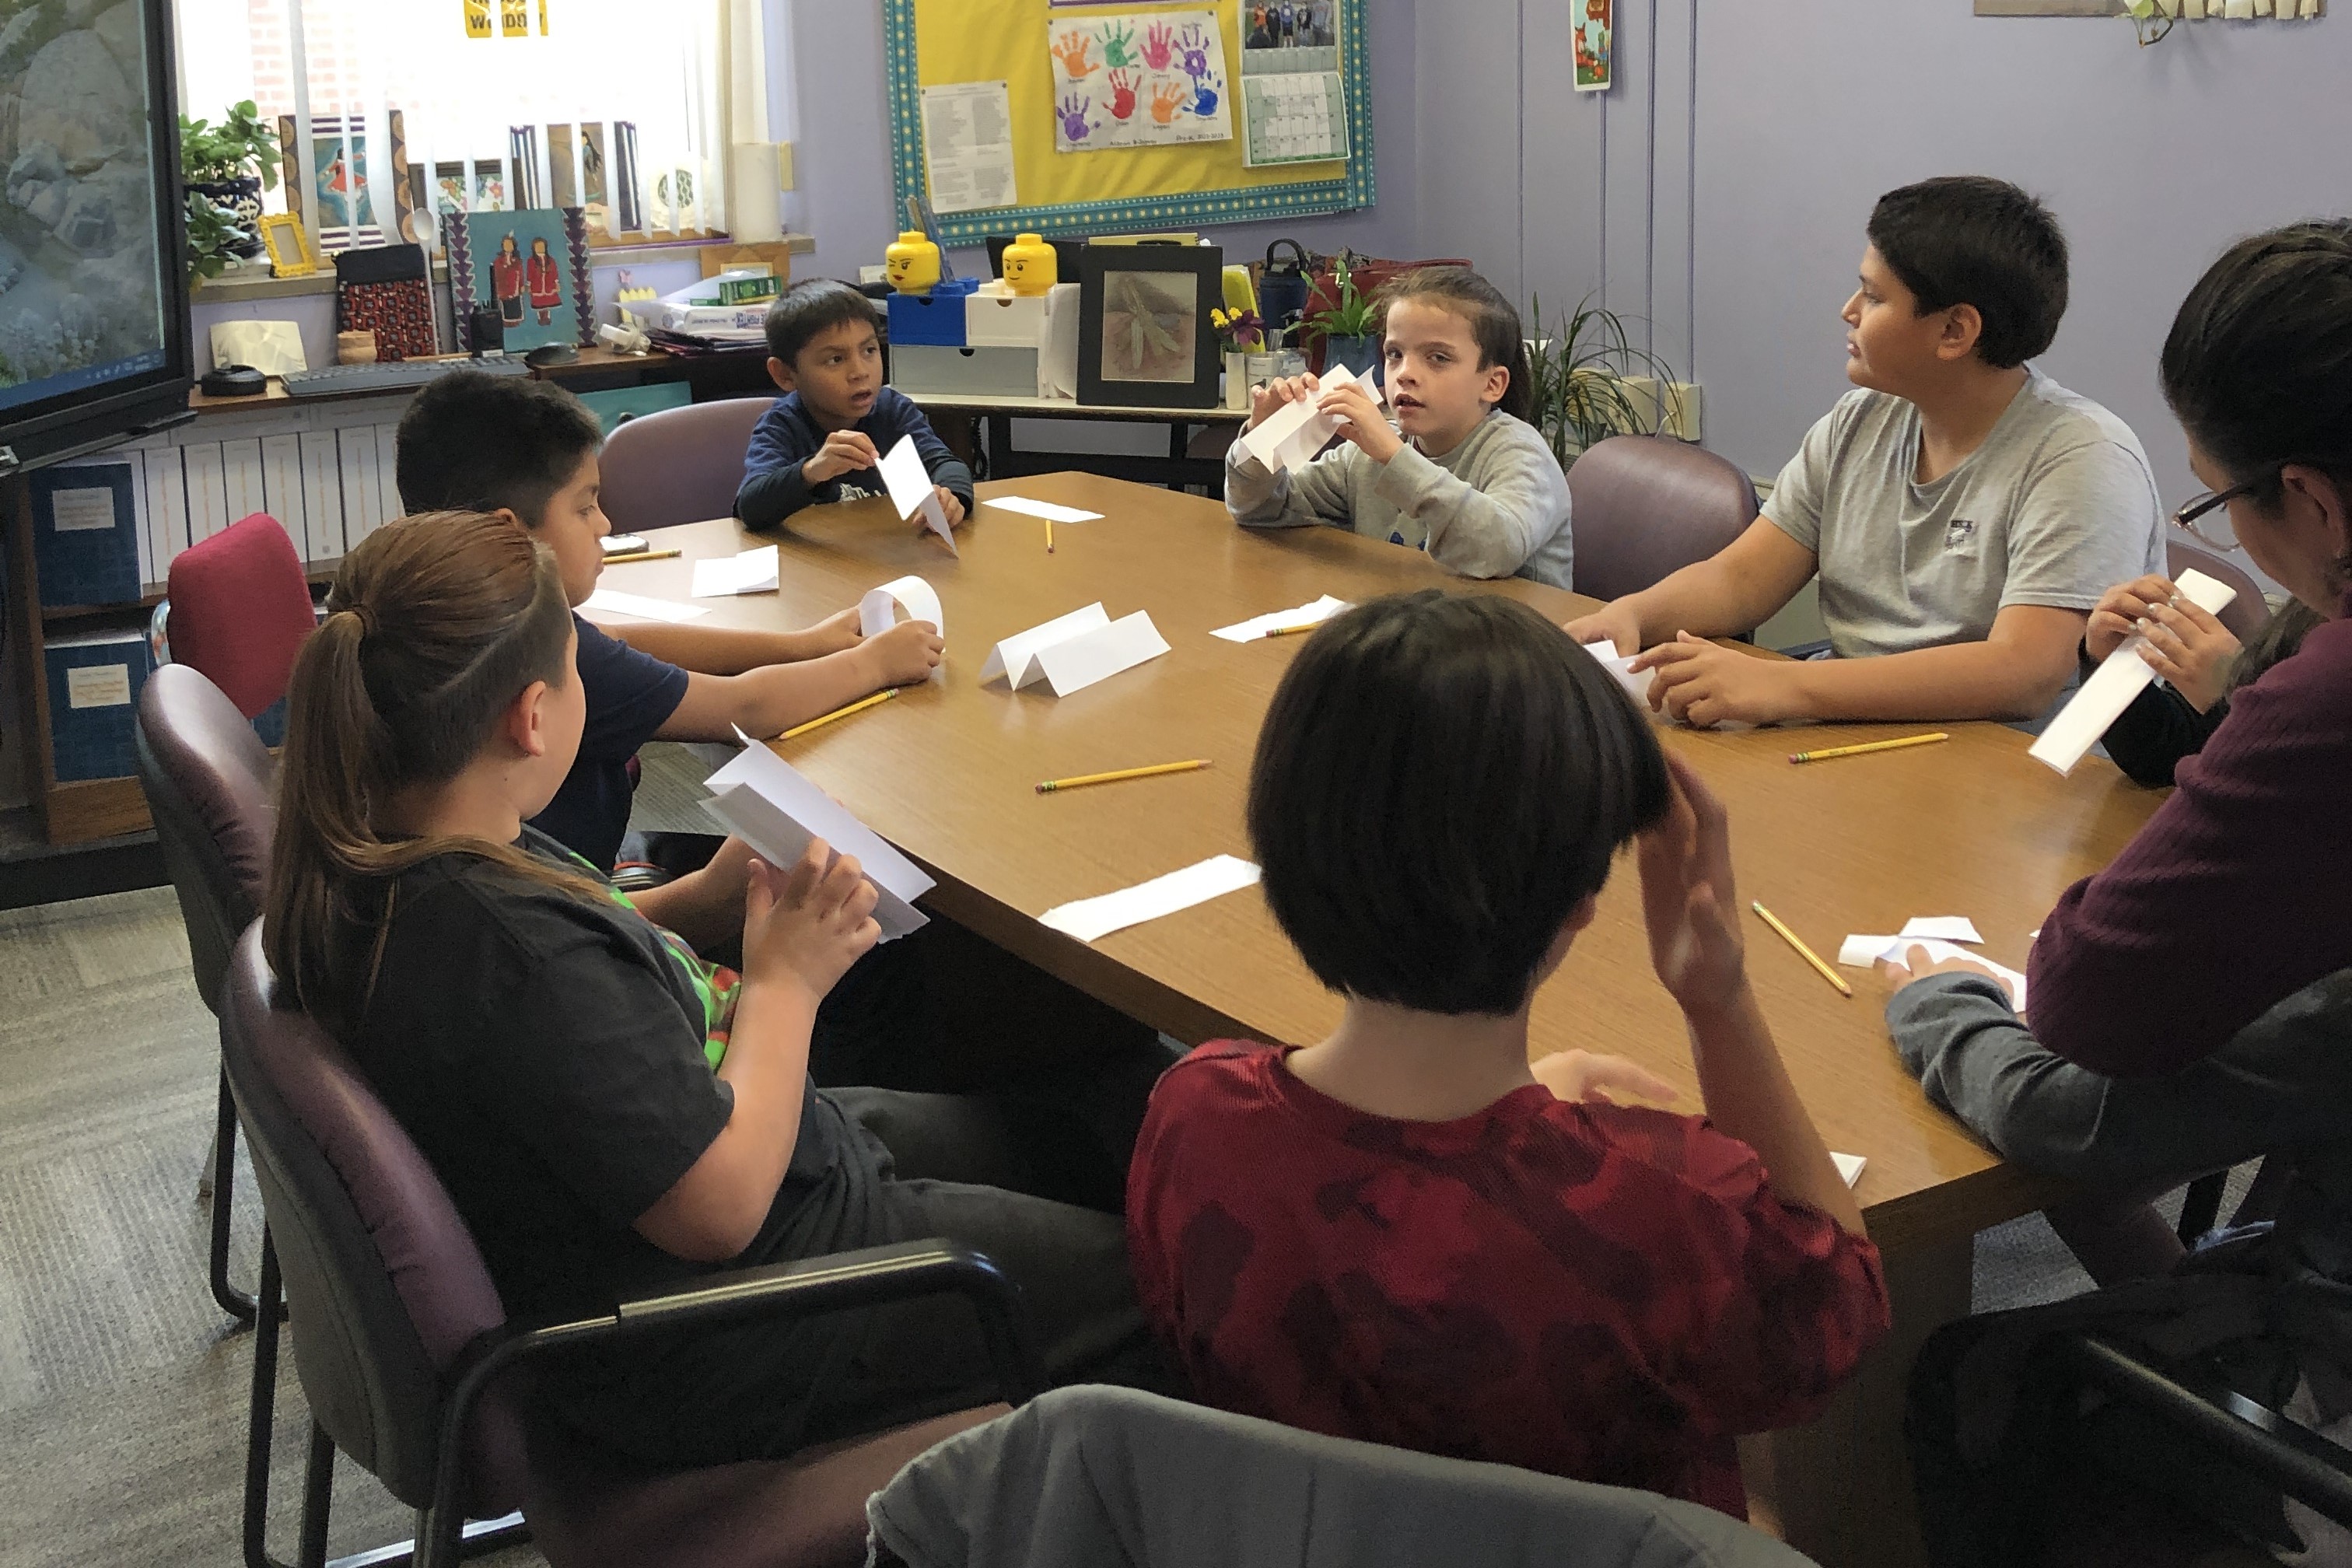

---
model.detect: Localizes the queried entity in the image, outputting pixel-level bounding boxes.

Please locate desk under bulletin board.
[884,0,1374,244]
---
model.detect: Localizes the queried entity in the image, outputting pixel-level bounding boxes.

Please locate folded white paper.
[690,544,781,598]
[1899,915,1983,944]
[1039,855,1262,943]
[1030,611,1171,697]
[700,728,934,941]
[2029,568,2237,777]
[1210,594,1351,642]
[859,575,943,639]
[579,588,709,623]
[983,496,1102,524]
[1839,934,2028,1013]
[981,603,1111,685]
[880,433,957,555]
[1832,1152,1867,1188]
[1237,365,1381,475]
[1582,639,1657,711]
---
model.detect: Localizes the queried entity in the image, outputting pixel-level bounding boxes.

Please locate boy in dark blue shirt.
[735,280,975,531]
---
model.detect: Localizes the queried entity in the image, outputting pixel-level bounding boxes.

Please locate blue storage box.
[30,459,142,608]
[887,278,979,348]
[44,628,152,782]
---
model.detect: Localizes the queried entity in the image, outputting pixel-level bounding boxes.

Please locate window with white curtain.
[174,0,756,250]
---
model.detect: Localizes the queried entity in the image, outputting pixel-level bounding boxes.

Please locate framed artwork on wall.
[1076,243,1223,408]
[443,206,594,351]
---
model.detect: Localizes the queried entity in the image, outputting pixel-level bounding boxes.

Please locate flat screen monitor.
[0,0,191,475]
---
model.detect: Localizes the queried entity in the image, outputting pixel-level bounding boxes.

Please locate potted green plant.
[1522,292,1687,471]
[1300,257,1382,379]
[179,100,281,268]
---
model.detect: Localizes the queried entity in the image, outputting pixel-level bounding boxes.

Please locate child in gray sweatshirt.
[1227,268,1574,589]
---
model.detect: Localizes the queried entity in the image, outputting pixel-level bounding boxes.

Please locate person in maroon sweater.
[1125,591,1890,1521]
[1888,219,2352,1284]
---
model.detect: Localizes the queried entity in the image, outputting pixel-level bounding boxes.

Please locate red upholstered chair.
[599,397,773,532]
[1565,436,1761,604]
[164,513,318,722]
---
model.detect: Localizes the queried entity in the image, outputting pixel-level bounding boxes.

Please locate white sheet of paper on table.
[878,434,957,555]
[859,575,943,639]
[1210,594,1351,642]
[1027,611,1171,696]
[982,496,1102,524]
[689,544,781,598]
[1831,1152,1867,1188]
[579,588,709,624]
[980,603,1111,685]
[1581,639,1658,711]
[2029,568,2237,777]
[699,728,935,941]
[1039,855,1262,943]
[1237,364,1381,475]
[1899,915,1983,944]
[1839,933,2028,1013]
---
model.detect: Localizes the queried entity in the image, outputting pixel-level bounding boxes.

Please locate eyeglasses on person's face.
[2170,478,2261,552]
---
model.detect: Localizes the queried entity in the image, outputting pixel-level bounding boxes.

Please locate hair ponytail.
[263,509,592,1036]
[1378,266,1534,425]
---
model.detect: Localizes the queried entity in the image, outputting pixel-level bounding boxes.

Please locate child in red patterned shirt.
[1125,590,1890,1519]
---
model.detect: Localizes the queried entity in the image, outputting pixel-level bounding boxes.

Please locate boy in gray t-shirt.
[1567,177,2165,728]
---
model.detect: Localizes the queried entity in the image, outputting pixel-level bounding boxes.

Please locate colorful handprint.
[1150,80,1185,125]
[1059,93,1093,142]
[1142,22,1174,71]
[1178,23,1211,79]
[1189,80,1218,117]
[1100,20,1137,69]
[1106,68,1139,121]
[1051,28,1096,79]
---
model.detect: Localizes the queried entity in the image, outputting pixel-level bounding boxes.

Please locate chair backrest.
[219,923,528,1512]
[598,397,773,533]
[1566,436,1760,604]
[2166,541,2271,644]
[165,513,317,719]
[135,665,277,1016]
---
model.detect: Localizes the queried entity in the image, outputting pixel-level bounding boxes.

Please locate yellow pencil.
[1749,901,1853,998]
[1036,758,1211,794]
[1788,731,1950,765]
[780,688,897,740]
[601,548,681,565]
[1263,622,1314,639]
[1046,517,1055,554]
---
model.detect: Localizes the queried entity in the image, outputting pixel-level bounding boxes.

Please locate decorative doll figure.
[527,235,563,327]
[492,233,524,327]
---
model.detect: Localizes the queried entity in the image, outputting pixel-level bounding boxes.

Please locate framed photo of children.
[1076,243,1223,408]
[442,206,595,352]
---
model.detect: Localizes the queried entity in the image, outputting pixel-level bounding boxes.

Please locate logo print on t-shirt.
[1944,517,1980,551]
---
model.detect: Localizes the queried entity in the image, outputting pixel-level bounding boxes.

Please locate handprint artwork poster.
[1048,9,1233,152]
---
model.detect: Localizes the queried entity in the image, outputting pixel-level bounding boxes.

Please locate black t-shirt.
[351,830,887,1451]
[529,614,690,873]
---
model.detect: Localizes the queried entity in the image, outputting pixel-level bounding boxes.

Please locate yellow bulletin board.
[884,0,1374,245]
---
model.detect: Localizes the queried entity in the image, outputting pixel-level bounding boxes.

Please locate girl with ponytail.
[264,510,1163,1469]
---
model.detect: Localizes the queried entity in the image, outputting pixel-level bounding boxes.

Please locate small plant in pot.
[1300,258,1382,379]
[180,100,281,271]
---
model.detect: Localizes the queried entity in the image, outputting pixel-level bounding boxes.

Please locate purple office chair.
[135,663,280,1326]
[2165,541,2270,645]
[219,923,1041,1568]
[1566,436,1761,604]
[597,397,773,532]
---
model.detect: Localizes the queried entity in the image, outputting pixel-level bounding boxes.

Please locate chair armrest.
[2063,1332,2352,1529]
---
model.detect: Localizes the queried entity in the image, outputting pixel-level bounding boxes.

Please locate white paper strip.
[1210,594,1352,642]
[1237,365,1381,475]
[859,575,943,639]
[701,728,935,941]
[1031,611,1171,696]
[1899,916,1983,944]
[880,434,957,555]
[1832,1152,1867,1188]
[1839,933,2028,1013]
[983,495,1102,524]
[579,588,709,623]
[1579,639,1657,710]
[1039,855,1262,943]
[2028,568,2236,777]
[980,603,1112,685]
[690,544,781,598]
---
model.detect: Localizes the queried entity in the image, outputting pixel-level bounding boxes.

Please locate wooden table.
[590,474,2165,1565]
[901,390,1246,491]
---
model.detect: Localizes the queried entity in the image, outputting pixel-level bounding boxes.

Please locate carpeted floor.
[0,809,2251,1565]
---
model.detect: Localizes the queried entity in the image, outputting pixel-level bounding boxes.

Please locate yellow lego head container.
[884,230,942,293]
[1001,233,1058,296]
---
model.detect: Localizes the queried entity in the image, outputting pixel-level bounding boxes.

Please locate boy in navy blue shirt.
[735,280,975,531]
[395,373,943,901]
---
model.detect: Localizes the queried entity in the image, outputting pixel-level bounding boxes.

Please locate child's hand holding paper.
[1318,376,1402,463]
